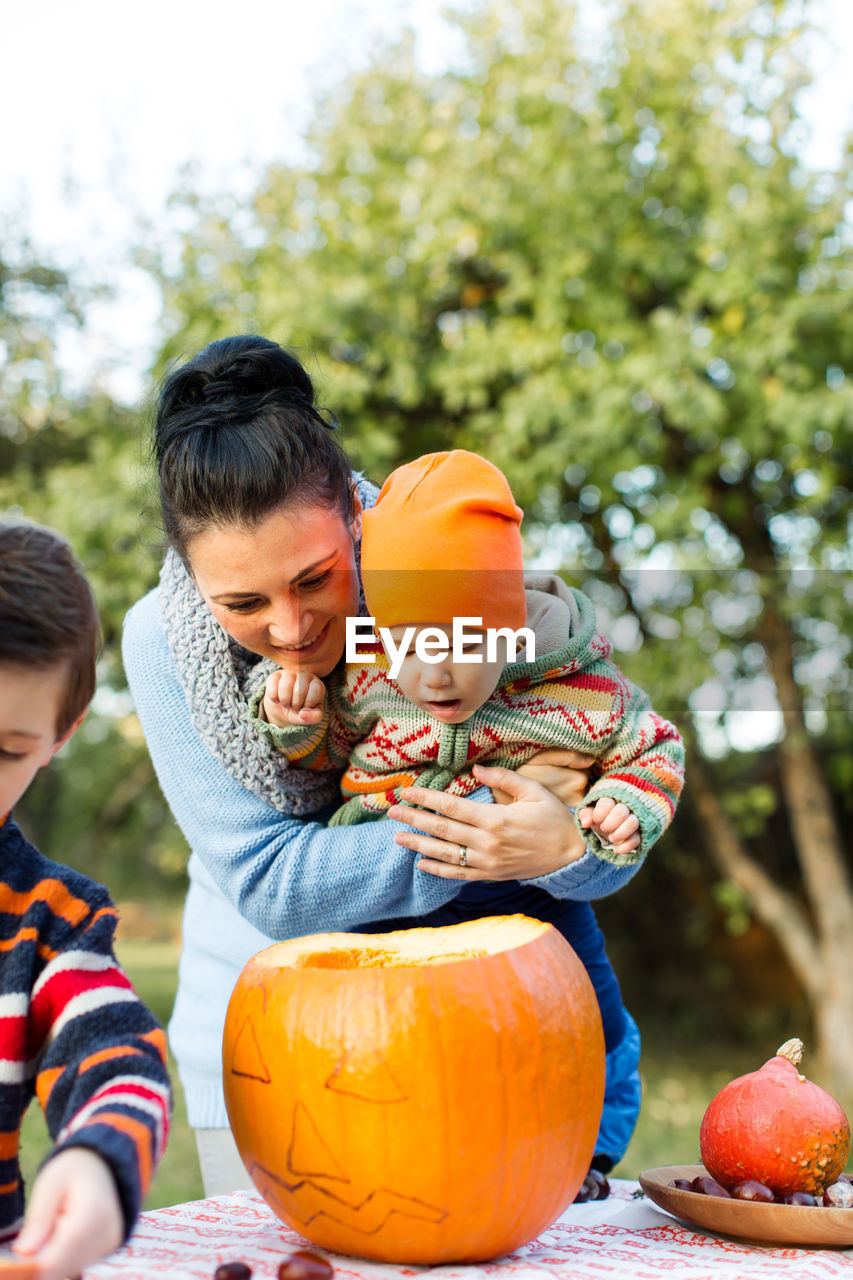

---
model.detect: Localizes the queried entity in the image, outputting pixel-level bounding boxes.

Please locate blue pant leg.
[597,1009,642,1169]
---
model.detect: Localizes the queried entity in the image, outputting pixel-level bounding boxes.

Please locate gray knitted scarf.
[157,475,378,817]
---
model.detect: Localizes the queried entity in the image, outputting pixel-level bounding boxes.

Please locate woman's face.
[187,497,362,677]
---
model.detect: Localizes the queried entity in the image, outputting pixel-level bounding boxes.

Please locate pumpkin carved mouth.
[223,914,605,1265]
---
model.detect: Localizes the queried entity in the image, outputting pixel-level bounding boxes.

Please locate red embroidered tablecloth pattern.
[27,1180,853,1280]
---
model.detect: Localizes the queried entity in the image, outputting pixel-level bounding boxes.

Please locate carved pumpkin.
[699,1038,851,1197]
[223,914,605,1264]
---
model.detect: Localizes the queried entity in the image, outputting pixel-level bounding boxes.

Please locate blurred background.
[2,0,851,1205]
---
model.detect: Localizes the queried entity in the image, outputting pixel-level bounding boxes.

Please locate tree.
[0,235,183,895]
[0,232,162,653]
[146,0,853,1096]
[0,237,81,476]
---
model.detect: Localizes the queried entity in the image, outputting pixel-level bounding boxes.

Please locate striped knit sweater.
[249,575,684,863]
[0,816,171,1242]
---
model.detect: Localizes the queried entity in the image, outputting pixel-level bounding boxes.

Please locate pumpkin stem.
[776,1038,804,1065]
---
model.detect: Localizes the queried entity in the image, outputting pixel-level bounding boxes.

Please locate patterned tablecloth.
[67,1179,852,1279]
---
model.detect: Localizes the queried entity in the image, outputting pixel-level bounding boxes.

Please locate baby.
[251,450,684,862]
[249,450,684,1173]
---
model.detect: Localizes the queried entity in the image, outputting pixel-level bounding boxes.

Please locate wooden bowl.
[638,1164,853,1247]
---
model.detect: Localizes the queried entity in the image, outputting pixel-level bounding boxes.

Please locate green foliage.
[0,395,161,666]
[148,0,852,744]
[712,879,753,935]
[0,235,81,471]
[146,5,853,1037]
[3,0,852,1028]
[720,781,778,837]
[1,238,168,886]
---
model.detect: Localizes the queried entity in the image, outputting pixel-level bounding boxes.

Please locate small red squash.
[223,914,605,1264]
[699,1038,851,1197]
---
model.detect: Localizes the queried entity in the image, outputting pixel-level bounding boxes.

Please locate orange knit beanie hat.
[360,450,527,631]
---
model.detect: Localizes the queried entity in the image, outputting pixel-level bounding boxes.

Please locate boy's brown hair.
[0,521,101,736]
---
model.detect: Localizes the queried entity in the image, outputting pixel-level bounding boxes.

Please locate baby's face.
[384,624,511,724]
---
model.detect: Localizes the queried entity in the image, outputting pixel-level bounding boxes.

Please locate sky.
[1,0,852,402]
[2,0,464,399]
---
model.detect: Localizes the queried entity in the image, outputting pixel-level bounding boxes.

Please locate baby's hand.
[12,1146,124,1280]
[263,668,326,727]
[577,796,640,855]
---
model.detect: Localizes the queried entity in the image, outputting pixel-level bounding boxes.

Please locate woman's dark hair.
[154,335,356,560]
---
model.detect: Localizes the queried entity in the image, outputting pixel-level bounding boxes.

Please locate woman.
[123,335,642,1196]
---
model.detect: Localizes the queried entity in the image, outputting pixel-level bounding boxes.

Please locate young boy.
[249,450,684,1173]
[0,521,171,1280]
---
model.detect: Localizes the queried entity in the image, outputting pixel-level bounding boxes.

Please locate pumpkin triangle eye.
[229,1015,271,1084]
[326,1050,408,1104]
[288,1101,348,1181]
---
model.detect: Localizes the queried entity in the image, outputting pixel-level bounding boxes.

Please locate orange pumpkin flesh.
[223,914,605,1264]
[699,1038,851,1197]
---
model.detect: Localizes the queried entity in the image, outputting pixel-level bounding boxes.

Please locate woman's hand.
[387,762,590,881]
[490,747,594,807]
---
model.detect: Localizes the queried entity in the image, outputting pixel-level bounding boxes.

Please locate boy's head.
[0,521,100,817]
[361,451,528,723]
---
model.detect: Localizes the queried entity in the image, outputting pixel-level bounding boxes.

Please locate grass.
[17,941,829,1210]
[117,940,206,1209]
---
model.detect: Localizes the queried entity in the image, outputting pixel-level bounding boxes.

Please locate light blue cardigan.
[122,588,640,1129]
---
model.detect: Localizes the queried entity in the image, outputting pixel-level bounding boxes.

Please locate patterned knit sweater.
[249,575,684,863]
[0,816,172,1242]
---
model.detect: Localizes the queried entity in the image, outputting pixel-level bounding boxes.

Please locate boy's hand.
[263,669,326,727]
[12,1147,124,1280]
[577,796,640,855]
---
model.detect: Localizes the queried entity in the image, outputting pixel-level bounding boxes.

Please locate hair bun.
[232,344,312,394]
[155,335,334,464]
[154,333,353,562]
[201,378,236,400]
